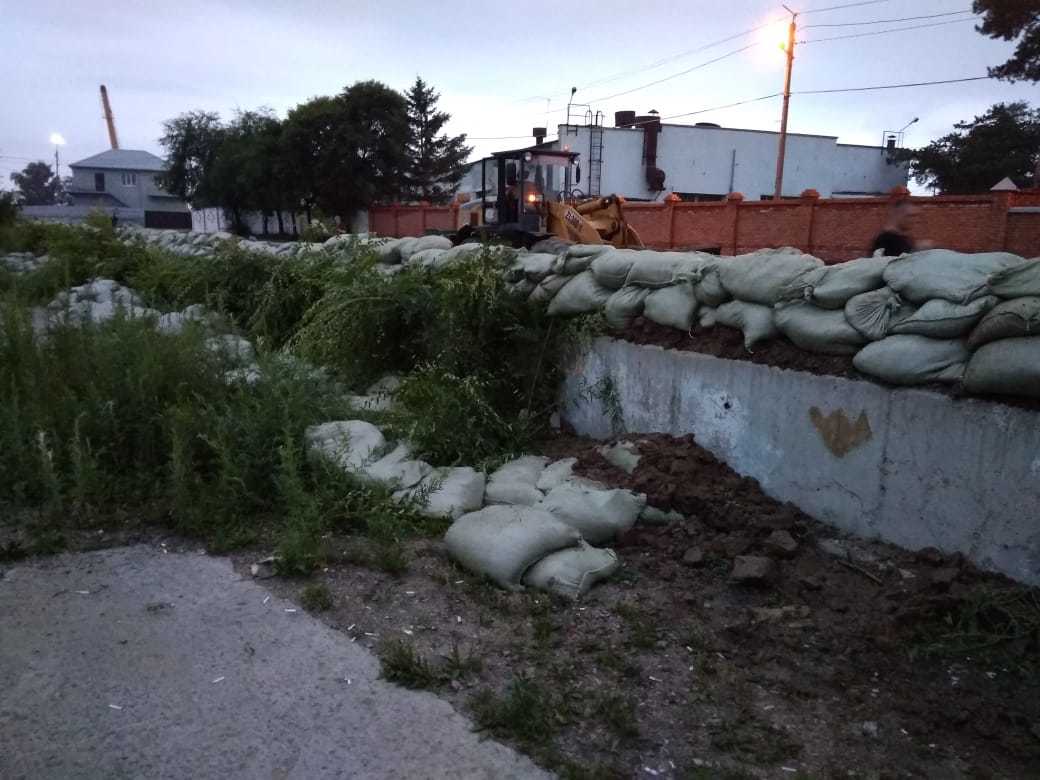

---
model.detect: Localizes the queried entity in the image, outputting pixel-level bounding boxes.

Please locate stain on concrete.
[809,406,872,458]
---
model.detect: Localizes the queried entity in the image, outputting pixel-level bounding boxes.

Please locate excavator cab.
[485,148,577,232]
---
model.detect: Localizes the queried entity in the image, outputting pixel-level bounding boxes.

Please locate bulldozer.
[451,148,643,249]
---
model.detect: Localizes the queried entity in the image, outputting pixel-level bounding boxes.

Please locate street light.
[49,132,66,178]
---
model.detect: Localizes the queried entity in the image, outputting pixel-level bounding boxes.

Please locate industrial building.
[460,112,909,203]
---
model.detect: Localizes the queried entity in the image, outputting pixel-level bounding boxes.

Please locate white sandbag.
[536,484,646,544]
[844,287,912,341]
[774,302,866,356]
[698,305,717,329]
[604,286,649,330]
[516,252,557,283]
[716,248,824,305]
[623,251,705,289]
[552,245,603,276]
[536,458,577,492]
[883,250,1023,304]
[852,336,970,386]
[408,247,448,268]
[597,440,641,474]
[400,234,452,261]
[967,297,1040,349]
[963,337,1040,398]
[693,267,730,307]
[986,258,1040,298]
[373,238,404,264]
[444,505,582,590]
[522,542,620,600]
[643,283,698,330]
[485,456,550,506]
[889,296,1000,339]
[530,237,572,256]
[780,255,891,309]
[362,442,432,489]
[714,300,778,350]
[433,243,485,266]
[591,250,639,290]
[547,271,613,316]
[306,420,387,472]
[396,467,486,519]
[528,274,570,305]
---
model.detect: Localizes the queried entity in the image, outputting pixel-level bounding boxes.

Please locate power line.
[800,0,898,16]
[802,9,974,28]
[794,75,993,94]
[800,17,976,43]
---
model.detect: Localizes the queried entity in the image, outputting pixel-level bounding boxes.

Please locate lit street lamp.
[49,132,66,178]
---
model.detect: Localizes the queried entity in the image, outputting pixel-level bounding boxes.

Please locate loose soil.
[227,432,1040,779]
[619,317,1040,411]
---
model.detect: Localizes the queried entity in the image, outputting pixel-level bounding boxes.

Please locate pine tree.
[404,78,472,203]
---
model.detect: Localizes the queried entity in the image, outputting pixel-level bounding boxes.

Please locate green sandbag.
[852,335,970,386]
[716,248,824,305]
[522,542,620,600]
[715,300,778,351]
[604,286,650,330]
[967,297,1040,349]
[643,283,698,330]
[963,337,1040,398]
[774,302,866,355]
[889,296,1000,339]
[883,250,1022,304]
[986,258,1040,298]
[547,271,613,316]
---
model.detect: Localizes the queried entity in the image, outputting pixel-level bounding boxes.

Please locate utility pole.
[773,7,797,200]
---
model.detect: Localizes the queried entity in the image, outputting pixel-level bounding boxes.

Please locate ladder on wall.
[588,123,604,197]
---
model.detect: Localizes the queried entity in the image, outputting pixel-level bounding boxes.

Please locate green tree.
[902,102,1040,194]
[10,161,63,206]
[403,77,472,202]
[157,111,225,206]
[283,81,410,222]
[974,1,1040,82]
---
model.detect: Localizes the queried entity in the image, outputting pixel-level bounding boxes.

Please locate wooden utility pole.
[773,9,797,200]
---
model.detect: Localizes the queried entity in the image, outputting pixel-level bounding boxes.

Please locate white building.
[462,114,908,202]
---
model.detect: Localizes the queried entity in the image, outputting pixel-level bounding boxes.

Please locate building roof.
[69,149,167,172]
[991,176,1019,191]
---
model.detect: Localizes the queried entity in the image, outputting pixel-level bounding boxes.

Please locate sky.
[1,0,1035,190]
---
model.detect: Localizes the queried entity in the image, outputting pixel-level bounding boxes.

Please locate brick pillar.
[665,192,681,249]
[991,190,1013,251]
[727,192,744,255]
[801,189,820,256]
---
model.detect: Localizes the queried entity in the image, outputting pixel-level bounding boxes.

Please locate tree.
[901,102,1040,194]
[403,77,472,202]
[10,161,63,205]
[283,81,410,221]
[974,1,1040,82]
[157,111,225,206]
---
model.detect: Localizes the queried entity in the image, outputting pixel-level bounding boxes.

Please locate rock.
[860,721,879,738]
[730,555,777,584]
[250,556,277,579]
[640,505,684,526]
[764,529,799,557]
[597,440,642,474]
[682,547,705,566]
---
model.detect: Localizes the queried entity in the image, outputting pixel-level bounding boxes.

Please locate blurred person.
[871,199,933,256]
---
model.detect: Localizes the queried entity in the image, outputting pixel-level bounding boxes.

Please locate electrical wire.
[802,9,974,28]
[793,75,993,93]
[799,17,976,43]
[799,0,898,16]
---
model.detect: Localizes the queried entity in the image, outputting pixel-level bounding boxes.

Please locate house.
[460,114,908,203]
[66,149,190,228]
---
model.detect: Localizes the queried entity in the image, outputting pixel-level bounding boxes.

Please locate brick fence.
[369,190,1040,263]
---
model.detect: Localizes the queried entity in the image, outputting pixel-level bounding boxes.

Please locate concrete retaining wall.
[562,338,1040,585]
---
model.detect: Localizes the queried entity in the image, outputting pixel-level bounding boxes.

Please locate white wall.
[831,144,909,195]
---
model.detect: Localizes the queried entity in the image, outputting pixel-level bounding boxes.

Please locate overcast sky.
[1,0,1034,188]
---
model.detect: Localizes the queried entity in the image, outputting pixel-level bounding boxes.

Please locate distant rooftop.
[69,149,166,172]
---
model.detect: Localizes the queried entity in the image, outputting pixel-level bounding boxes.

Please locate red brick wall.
[369,192,1040,259]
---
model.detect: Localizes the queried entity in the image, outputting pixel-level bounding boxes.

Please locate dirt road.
[0,546,547,780]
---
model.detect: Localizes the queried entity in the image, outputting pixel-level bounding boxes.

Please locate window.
[121,172,137,186]
[94,173,105,192]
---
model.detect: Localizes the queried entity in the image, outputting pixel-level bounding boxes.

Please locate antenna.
[99,85,120,150]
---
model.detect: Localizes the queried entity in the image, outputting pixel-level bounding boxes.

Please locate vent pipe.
[100,85,120,150]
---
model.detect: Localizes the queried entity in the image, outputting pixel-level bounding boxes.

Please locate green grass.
[615,601,660,650]
[470,675,558,745]
[378,639,440,689]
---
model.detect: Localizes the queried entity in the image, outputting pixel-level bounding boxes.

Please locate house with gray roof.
[65,149,190,228]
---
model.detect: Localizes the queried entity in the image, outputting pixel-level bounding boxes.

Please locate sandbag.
[522,542,620,600]
[780,255,891,309]
[306,420,386,472]
[844,287,911,341]
[512,252,556,283]
[716,248,824,305]
[643,283,698,330]
[547,271,613,316]
[362,442,432,489]
[374,238,404,264]
[396,467,486,519]
[852,336,970,386]
[399,234,452,262]
[694,267,730,307]
[623,251,705,289]
[536,458,577,492]
[444,505,581,590]
[530,237,572,256]
[485,456,549,506]
[774,302,866,356]
[883,250,1023,304]
[889,296,1000,339]
[963,337,1040,398]
[967,296,1040,349]
[408,248,448,268]
[591,250,639,290]
[604,286,650,330]
[528,274,571,305]
[714,300,778,350]
[986,258,1040,298]
[698,305,717,329]
[552,244,605,276]
[536,484,646,544]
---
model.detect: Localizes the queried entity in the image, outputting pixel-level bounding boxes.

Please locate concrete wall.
[19,205,146,225]
[68,167,187,213]
[562,338,1040,586]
